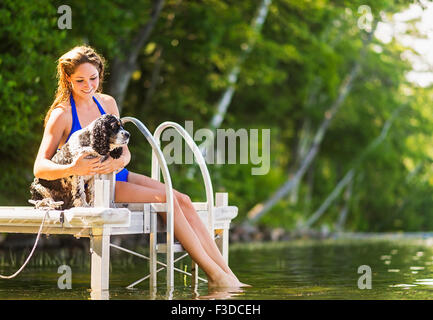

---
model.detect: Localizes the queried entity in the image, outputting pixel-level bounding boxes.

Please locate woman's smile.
[81,88,94,94]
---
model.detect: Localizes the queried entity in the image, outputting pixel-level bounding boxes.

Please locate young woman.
[33,45,246,288]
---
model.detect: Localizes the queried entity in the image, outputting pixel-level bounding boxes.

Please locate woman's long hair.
[44,45,106,127]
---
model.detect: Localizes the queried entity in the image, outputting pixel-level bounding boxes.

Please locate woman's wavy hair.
[44,45,106,127]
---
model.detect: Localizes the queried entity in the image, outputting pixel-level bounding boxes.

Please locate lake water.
[2,236,433,299]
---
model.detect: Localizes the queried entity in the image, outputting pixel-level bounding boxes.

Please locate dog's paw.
[72,198,89,208]
[109,147,123,159]
[29,198,64,210]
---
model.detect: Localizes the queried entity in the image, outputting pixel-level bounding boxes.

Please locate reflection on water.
[3,238,433,299]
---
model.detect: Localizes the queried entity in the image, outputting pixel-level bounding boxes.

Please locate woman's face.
[68,62,100,99]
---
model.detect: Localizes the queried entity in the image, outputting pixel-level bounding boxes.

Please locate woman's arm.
[33,107,73,180]
[33,107,101,179]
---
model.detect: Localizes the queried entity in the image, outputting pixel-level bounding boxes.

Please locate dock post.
[215,193,229,264]
[90,226,110,297]
[191,261,198,288]
[90,173,115,298]
[149,208,157,289]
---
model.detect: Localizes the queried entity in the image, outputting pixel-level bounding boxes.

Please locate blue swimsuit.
[65,94,129,182]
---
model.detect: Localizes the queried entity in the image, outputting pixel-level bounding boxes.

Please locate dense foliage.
[1,0,432,232]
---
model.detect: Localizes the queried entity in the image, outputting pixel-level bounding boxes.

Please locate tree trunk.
[303,169,355,229]
[143,46,164,110]
[335,177,354,232]
[107,0,165,113]
[300,103,407,229]
[209,0,272,130]
[304,159,315,214]
[245,21,378,224]
[289,119,312,204]
[188,0,272,179]
[288,76,322,204]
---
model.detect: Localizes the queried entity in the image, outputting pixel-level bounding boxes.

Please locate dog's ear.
[91,117,110,155]
[109,147,123,159]
[78,130,91,146]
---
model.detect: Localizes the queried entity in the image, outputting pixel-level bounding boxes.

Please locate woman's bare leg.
[114,180,240,287]
[126,172,241,282]
[174,193,240,280]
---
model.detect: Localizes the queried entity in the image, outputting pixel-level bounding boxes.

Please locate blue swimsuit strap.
[65,94,82,143]
[92,95,106,115]
[65,94,106,143]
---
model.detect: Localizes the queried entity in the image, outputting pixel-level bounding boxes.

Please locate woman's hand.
[70,153,103,176]
[94,155,125,175]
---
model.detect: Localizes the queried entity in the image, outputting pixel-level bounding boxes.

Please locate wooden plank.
[114,203,237,220]
[0,204,236,237]
[0,208,63,227]
[0,225,92,237]
[0,214,63,228]
[109,206,237,235]
[198,206,238,223]
[110,211,146,235]
[64,208,130,228]
[115,202,208,212]
[0,207,130,229]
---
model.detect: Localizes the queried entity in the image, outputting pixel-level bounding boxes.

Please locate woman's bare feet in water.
[208,272,241,288]
[229,274,251,287]
[208,272,251,288]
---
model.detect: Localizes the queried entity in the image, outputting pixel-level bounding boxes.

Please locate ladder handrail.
[152,121,214,236]
[120,116,175,288]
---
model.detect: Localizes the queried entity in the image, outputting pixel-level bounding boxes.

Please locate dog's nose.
[123,131,130,139]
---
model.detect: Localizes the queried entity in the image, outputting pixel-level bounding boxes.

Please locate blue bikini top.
[65,94,106,143]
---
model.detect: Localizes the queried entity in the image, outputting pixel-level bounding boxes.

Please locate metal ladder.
[110,117,215,290]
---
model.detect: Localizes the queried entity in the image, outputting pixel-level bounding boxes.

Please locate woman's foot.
[208,272,251,288]
[229,274,251,287]
[208,272,241,288]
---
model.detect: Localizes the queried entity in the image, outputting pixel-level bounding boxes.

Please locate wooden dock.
[0,118,239,299]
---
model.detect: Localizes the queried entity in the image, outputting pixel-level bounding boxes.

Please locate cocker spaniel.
[30,114,130,210]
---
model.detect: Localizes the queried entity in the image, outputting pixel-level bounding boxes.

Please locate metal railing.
[153,121,215,235]
[118,118,215,289]
[121,117,175,288]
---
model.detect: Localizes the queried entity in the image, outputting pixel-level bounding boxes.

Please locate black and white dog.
[30,114,130,210]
